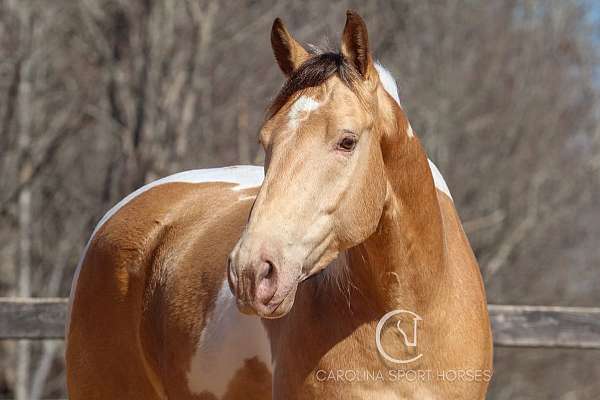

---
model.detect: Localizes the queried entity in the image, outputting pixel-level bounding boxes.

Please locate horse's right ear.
[271,18,309,77]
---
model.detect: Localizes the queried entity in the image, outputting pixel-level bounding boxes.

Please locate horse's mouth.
[258,283,299,319]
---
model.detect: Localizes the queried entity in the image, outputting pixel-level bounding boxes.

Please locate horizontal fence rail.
[488,304,600,349]
[1,298,600,349]
[0,298,68,339]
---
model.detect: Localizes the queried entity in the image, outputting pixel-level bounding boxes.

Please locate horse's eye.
[337,136,358,152]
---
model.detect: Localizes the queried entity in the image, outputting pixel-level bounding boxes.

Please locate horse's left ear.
[341,10,372,78]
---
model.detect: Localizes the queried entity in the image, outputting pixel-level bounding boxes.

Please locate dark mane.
[267,51,361,118]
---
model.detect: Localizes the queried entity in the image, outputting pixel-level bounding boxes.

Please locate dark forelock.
[267,51,361,119]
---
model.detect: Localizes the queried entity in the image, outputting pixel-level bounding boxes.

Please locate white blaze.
[288,95,321,129]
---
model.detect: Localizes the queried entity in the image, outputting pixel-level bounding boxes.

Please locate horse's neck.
[348,137,447,314]
[294,132,447,317]
[264,139,449,370]
[263,139,449,386]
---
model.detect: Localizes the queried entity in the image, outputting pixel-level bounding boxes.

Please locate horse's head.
[229,10,410,318]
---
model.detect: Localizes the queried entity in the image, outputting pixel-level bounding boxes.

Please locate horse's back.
[66,167,272,399]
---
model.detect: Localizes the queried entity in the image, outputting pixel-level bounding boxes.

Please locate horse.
[66,11,493,399]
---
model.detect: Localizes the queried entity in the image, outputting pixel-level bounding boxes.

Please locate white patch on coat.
[374,62,401,106]
[288,95,320,129]
[375,62,418,139]
[66,166,264,338]
[238,194,257,202]
[187,280,271,397]
[428,159,452,200]
[406,123,414,138]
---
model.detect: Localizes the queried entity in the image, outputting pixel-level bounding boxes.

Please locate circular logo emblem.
[375,309,423,364]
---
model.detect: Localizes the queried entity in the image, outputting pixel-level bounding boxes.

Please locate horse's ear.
[341,10,372,78]
[271,18,309,77]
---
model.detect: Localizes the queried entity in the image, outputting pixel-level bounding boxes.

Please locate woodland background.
[1,0,600,399]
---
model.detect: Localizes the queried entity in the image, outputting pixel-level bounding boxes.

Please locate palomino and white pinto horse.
[66,11,493,399]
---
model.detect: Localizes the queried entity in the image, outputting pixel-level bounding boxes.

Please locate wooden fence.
[1,297,600,349]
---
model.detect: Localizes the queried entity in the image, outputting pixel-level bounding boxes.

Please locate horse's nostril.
[257,259,275,282]
[264,260,274,279]
[255,260,278,305]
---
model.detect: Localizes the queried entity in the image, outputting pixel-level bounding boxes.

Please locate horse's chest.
[186,281,272,398]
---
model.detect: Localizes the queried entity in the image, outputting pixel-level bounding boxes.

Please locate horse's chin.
[256,283,299,319]
[258,254,339,319]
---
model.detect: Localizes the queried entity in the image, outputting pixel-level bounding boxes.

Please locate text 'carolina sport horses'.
[66,10,493,400]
